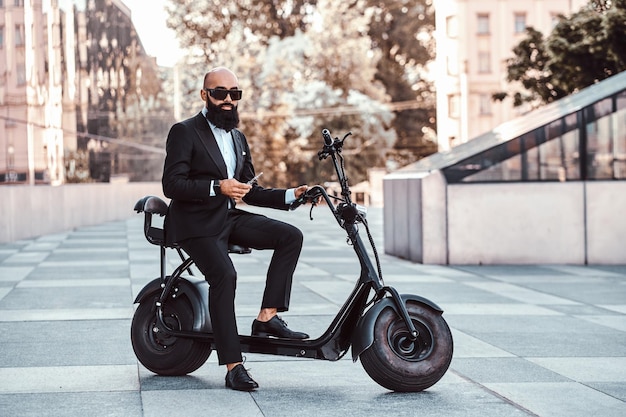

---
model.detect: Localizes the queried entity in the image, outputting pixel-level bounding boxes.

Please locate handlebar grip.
[289,187,324,211]
[322,129,333,146]
[289,195,307,211]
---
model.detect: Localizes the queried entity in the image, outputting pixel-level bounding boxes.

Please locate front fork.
[347,223,419,341]
[381,286,419,340]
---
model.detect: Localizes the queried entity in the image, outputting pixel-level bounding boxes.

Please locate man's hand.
[294,185,308,199]
[294,185,321,205]
[219,179,252,201]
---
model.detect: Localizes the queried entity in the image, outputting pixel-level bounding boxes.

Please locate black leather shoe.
[251,316,309,339]
[225,364,259,391]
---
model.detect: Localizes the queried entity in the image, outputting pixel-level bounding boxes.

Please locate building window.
[446,15,458,38]
[16,62,26,85]
[448,94,460,119]
[478,51,491,73]
[532,115,580,181]
[479,94,492,115]
[514,13,527,34]
[0,26,4,48]
[14,0,24,6]
[613,91,626,178]
[446,56,457,75]
[585,97,615,179]
[14,24,24,46]
[477,14,490,35]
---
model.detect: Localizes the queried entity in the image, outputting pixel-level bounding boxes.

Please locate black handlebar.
[290,128,355,213]
[322,129,333,146]
[289,185,326,211]
[290,129,366,227]
[294,128,380,280]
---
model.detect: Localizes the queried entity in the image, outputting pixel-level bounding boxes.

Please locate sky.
[122,0,184,67]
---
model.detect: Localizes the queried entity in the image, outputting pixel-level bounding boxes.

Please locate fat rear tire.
[131,293,212,376]
[360,300,453,392]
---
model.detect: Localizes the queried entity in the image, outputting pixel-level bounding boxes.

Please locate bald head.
[203,67,238,89]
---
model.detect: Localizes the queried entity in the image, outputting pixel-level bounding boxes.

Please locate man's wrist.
[285,188,296,204]
[213,180,221,195]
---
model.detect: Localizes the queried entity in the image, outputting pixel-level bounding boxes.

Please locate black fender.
[133,276,212,333]
[351,294,444,362]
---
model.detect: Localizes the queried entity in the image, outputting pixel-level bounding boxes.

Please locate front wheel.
[360,300,453,392]
[131,293,212,376]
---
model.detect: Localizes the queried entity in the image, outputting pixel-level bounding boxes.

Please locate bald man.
[162,67,309,391]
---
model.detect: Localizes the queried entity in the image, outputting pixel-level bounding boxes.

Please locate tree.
[498,27,565,107]
[365,0,437,166]
[165,0,321,186]
[495,0,626,108]
[165,0,317,62]
[164,0,435,185]
[246,0,397,186]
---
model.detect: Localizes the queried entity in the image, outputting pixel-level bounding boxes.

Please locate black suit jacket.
[162,112,289,244]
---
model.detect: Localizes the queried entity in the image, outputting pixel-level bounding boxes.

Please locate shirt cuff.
[285,188,296,204]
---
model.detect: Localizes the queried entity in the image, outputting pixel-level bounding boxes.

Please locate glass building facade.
[403,71,626,185]
[444,91,626,183]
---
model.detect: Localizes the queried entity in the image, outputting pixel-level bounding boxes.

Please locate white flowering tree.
[165,0,434,186]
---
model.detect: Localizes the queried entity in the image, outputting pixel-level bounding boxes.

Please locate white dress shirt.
[202,108,296,203]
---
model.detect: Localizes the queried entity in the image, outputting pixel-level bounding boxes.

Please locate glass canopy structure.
[401,71,626,184]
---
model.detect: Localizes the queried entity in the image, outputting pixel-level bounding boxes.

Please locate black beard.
[205,99,239,132]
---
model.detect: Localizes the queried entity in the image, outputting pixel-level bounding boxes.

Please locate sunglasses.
[204,88,243,101]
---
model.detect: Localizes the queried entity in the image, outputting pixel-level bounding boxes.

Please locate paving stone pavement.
[1,204,625,417]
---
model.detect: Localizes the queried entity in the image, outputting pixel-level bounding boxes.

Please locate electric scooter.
[131,129,453,392]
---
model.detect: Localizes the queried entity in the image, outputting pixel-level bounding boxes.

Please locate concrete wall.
[447,182,585,264]
[384,172,626,264]
[383,172,447,264]
[586,182,626,264]
[0,182,164,243]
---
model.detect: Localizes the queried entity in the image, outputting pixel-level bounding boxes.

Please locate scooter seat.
[134,196,252,254]
[134,195,168,216]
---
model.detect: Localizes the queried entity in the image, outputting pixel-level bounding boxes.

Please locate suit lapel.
[231,129,245,178]
[194,112,228,178]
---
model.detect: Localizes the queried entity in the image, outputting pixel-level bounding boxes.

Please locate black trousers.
[180,209,303,365]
